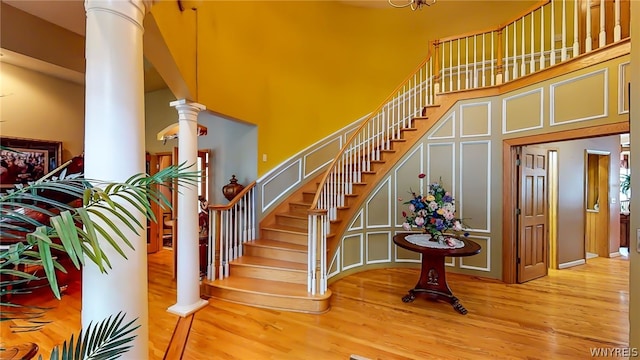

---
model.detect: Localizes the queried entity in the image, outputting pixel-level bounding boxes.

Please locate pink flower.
[402,222,412,231]
[446,237,456,247]
[409,204,415,212]
[414,216,425,226]
[453,220,462,231]
[398,197,403,202]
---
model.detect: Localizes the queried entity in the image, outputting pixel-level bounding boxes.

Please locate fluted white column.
[167,99,209,317]
[83,1,154,358]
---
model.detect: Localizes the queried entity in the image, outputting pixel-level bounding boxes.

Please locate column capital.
[170,99,206,112]
[85,0,156,29]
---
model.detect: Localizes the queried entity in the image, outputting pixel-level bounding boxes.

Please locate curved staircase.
[202,111,442,314]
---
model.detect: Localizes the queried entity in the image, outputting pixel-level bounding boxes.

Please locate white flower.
[409,204,415,212]
[443,210,455,220]
[453,220,462,231]
[446,237,457,247]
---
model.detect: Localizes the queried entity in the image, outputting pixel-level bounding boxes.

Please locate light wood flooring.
[1,250,629,359]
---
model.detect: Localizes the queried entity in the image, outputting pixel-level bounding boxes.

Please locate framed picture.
[0,137,62,188]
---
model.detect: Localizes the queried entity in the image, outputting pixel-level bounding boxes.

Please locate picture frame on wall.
[0,137,62,188]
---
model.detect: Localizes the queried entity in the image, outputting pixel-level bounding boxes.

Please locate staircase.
[202,113,436,314]
[203,179,331,313]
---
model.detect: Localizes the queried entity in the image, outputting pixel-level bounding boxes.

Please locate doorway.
[585,150,611,259]
[146,149,210,278]
[502,122,629,284]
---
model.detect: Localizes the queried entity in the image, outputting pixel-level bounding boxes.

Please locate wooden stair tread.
[231,255,307,271]
[248,239,307,252]
[208,276,330,299]
[277,212,307,219]
[262,224,308,234]
[289,201,311,207]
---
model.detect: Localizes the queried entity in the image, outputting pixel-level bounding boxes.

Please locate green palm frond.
[38,311,139,360]
[1,163,200,299]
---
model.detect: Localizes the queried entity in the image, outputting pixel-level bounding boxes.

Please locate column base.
[167,299,209,317]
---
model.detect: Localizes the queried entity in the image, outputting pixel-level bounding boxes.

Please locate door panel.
[518,146,548,283]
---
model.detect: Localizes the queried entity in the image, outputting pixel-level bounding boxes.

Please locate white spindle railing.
[206,183,256,281]
[307,56,435,294]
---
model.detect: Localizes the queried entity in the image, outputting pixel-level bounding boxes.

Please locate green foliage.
[1,162,200,357]
[1,163,199,300]
[621,173,631,197]
[37,311,140,360]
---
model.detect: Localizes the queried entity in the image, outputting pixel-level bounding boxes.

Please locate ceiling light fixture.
[388,0,436,11]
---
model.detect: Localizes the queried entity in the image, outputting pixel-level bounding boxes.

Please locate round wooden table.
[393,233,481,315]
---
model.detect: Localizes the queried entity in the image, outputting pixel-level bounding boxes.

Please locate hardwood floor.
[1,250,629,359]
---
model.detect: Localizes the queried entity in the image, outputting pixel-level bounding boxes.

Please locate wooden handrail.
[209,181,256,211]
[308,48,434,211]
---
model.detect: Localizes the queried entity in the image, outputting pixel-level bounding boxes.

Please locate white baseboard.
[558,258,586,269]
[609,251,621,258]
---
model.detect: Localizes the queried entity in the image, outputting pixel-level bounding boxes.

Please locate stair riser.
[244,246,307,264]
[289,203,309,215]
[230,264,307,284]
[205,287,330,314]
[261,229,307,245]
[302,192,315,203]
[276,215,308,229]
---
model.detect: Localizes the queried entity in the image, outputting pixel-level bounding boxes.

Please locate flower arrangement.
[401,174,468,245]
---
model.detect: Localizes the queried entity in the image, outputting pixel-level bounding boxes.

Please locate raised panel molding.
[460,235,491,271]
[427,142,455,197]
[348,209,364,231]
[428,111,455,139]
[550,68,608,126]
[459,141,491,233]
[366,177,392,228]
[303,136,341,178]
[366,231,392,264]
[460,102,491,137]
[261,159,301,212]
[327,248,341,279]
[618,62,630,114]
[502,88,544,134]
[342,234,364,271]
[394,144,424,226]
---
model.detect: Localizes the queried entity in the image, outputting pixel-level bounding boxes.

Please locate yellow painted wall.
[150,0,539,175]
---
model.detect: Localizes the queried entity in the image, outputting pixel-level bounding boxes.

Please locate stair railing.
[306,0,630,295]
[306,54,436,295]
[436,0,629,94]
[206,182,256,281]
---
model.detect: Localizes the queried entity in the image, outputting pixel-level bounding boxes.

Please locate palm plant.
[1,159,200,359]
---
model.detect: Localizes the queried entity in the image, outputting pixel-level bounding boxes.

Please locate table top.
[393,233,481,257]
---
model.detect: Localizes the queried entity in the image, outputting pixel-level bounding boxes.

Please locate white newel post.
[83,0,154,358]
[168,99,209,317]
